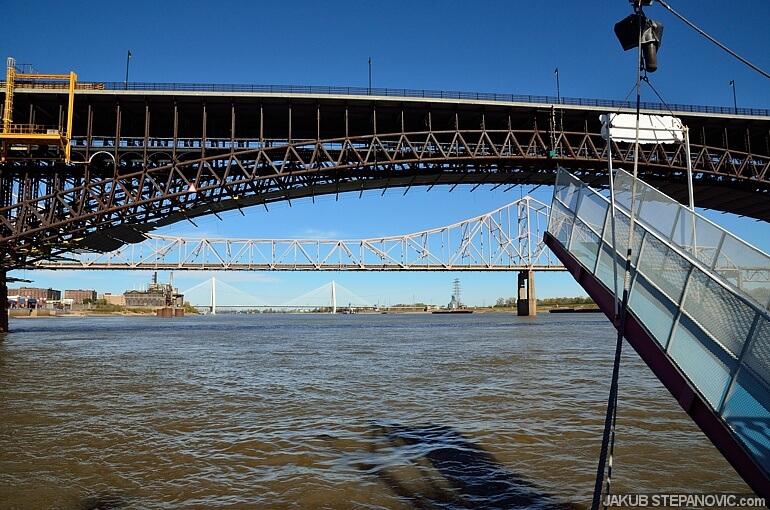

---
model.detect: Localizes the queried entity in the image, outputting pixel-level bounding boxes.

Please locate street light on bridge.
[124,50,132,89]
[730,80,738,114]
[554,67,561,104]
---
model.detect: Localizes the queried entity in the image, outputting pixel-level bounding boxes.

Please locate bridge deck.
[2,82,770,289]
[545,168,770,498]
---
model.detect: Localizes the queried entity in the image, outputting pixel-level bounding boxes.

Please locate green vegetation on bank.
[491,296,595,308]
[536,296,595,307]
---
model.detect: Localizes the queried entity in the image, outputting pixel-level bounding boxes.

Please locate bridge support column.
[1,269,8,334]
[517,270,537,316]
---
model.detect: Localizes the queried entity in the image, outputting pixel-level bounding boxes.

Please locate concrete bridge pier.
[1,269,8,333]
[517,270,537,316]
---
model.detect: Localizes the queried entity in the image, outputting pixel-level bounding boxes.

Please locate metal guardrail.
[7,81,769,117]
[548,167,770,480]
[611,170,770,305]
[1,123,61,135]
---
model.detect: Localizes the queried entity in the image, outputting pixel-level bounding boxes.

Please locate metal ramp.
[545,168,770,498]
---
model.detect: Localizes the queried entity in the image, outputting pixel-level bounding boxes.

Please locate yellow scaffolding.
[1,57,77,163]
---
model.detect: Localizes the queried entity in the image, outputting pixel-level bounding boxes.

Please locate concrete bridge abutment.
[517,269,536,316]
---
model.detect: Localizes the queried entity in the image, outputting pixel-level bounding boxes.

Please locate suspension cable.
[656,0,770,80]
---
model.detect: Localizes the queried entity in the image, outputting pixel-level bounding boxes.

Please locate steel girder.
[2,89,770,271]
[2,127,770,270]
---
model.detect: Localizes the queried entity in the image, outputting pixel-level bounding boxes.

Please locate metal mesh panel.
[554,171,583,212]
[722,369,770,472]
[613,169,770,311]
[607,213,645,270]
[717,235,770,309]
[744,320,770,389]
[549,200,575,246]
[691,215,725,265]
[611,169,638,214]
[669,314,733,409]
[636,233,690,303]
[629,276,678,349]
[600,203,613,245]
[575,191,609,238]
[669,208,696,257]
[596,243,623,298]
[683,268,754,360]
[637,186,682,242]
[569,220,601,271]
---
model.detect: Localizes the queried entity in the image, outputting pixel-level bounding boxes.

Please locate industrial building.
[7,287,61,301]
[123,273,183,309]
[65,289,97,304]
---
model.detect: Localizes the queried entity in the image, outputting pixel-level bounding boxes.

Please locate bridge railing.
[548,167,770,479]
[611,170,770,309]
[10,80,769,117]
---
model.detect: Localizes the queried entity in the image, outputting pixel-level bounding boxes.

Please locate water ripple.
[0,313,755,508]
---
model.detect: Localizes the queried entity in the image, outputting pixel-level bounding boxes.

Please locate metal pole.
[555,67,561,104]
[607,115,619,320]
[125,50,132,89]
[684,126,697,256]
[730,80,737,114]
[368,57,372,95]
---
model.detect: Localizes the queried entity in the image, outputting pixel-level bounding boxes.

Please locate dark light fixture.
[614,2,664,72]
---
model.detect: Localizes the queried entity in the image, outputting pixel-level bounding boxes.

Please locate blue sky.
[4,1,770,306]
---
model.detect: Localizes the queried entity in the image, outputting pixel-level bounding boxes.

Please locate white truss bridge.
[37,196,564,271]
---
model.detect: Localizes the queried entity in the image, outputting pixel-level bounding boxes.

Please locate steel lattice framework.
[35,196,561,271]
[2,82,770,273]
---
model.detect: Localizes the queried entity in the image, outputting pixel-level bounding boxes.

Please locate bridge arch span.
[2,87,770,268]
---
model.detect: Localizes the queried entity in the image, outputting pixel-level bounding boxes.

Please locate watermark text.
[604,493,766,508]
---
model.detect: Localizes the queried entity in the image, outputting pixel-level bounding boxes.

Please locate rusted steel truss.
[1,91,769,271]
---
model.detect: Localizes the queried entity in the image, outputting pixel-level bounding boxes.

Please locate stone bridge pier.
[517,269,536,316]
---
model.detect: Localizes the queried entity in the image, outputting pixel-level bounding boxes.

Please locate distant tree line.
[490,296,595,308]
[536,296,595,306]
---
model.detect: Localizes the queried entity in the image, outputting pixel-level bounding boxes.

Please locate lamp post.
[368,57,372,95]
[730,80,737,114]
[125,50,132,89]
[554,67,561,104]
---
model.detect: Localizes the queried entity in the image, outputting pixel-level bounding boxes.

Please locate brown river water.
[0,313,756,509]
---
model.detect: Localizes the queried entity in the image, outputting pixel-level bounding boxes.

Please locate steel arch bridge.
[35,196,560,272]
[2,79,770,273]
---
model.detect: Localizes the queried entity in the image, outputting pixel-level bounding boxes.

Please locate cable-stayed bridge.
[183,278,375,314]
[36,196,561,272]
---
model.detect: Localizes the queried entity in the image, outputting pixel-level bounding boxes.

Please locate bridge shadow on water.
[359,422,574,510]
[71,422,574,509]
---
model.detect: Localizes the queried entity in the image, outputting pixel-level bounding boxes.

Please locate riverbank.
[9,309,159,319]
[7,305,599,319]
